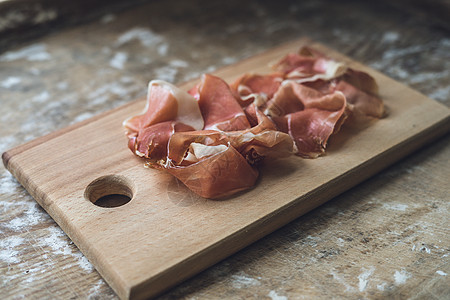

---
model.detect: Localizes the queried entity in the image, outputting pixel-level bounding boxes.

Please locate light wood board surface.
[2,38,450,300]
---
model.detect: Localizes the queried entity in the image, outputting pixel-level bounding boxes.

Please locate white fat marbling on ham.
[286,59,347,83]
[184,142,228,162]
[148,80,204,130]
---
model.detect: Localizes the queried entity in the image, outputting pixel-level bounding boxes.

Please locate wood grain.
[2,38,450,300]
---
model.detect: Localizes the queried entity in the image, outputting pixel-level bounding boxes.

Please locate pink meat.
[269,82,347,158]
[197,74,251,131]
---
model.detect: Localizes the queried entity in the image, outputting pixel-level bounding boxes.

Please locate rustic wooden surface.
[0,0,449,299]
[4,36,448,300]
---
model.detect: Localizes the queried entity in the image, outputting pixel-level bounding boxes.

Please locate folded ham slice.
[272,46,347,84]
[335,80,384,120]
[269,82,347,158]
[166,142,259,199]
[225,105,294,163]
[300,72,385,121]
[123,80,204,137]
[196,74,251,131]
[123,80,205,165]
[230,73,283,107]
[128,121,195,162]
[164,131,259,198]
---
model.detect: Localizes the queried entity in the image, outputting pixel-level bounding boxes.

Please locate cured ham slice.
[163,131,258,198]
[335,80,384,120]
[123,80,203,136]
[230,73,283,107]
[269,82,347,158]
[196,74,250,131]
[272,53,316,74]
[225,105,294,163]
[272,46,346,84]
[342,68,379,96]
[123,80,203,164]
[166,142,258,199]
[128,121,195,161]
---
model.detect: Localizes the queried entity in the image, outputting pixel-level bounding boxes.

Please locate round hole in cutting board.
[94,194,131,208]
[84,175,134,208]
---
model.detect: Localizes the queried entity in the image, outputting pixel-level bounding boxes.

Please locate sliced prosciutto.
[274,47,385,122]
[334,80,384,120]
[230,73,283,107]
[300,71,385,121]
[124,76,294,199]
[123,80,204,137]
[341,68,379,96]
[166,145,258,199]
[269,82,347,157]
[123,45,384,199]
[164,131,259,198]
[196,74,250,131]
[128,121,195,162]
[272,46,347,84]
[225,105,294,163]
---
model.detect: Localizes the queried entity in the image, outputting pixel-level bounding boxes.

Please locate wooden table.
[1,0,449,299]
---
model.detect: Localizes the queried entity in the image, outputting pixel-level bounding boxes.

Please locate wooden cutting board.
[3,38,450,300]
